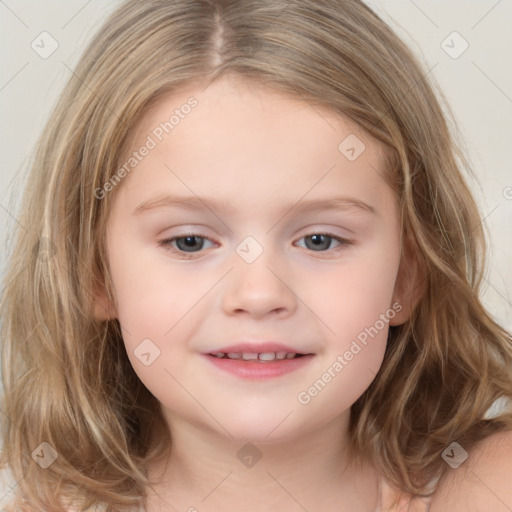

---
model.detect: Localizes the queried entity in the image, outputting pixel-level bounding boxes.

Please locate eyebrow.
[133,193,378,218]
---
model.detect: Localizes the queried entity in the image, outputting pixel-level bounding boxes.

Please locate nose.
[221,248,297,320]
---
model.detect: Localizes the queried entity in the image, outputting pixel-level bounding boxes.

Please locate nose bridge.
[221,234,296,317]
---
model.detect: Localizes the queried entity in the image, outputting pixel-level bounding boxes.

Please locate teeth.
[211,351,301,362]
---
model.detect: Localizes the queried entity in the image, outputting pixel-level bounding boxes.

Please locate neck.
[143,412,379,512]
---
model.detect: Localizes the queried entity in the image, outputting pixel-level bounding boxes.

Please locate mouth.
[207,351,309,362]
[203,351,315,379]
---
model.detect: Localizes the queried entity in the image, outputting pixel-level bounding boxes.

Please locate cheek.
[112,273,202,359]
[299,243,399,388]
[107,231,197,349]
[306,245,400,344]
[296,346,384,420]
[296,258,399,413]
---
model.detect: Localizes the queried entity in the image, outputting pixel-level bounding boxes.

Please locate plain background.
[0,2,511,499]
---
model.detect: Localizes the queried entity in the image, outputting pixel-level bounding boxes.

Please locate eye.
[295,232,353,253]
[158,234,216,257]
[159,231,353,258]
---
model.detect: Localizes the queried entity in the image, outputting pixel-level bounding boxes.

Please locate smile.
[203,352,314,379]
[209,351,306,362]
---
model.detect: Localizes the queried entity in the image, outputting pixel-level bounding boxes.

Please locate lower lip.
[203,354,315,379]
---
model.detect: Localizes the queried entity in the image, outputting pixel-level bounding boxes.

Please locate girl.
[1,0,512,511]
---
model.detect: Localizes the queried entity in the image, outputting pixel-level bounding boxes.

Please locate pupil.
[307,234,330,251]
[178,236,203,252]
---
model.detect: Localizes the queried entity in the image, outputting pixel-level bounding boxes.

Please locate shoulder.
[430,430,512,512]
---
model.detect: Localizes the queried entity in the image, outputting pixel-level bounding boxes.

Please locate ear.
[389,236,426,326]
[90,275,118,321]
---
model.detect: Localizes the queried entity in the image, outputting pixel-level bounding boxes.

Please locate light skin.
[97,75,422,512]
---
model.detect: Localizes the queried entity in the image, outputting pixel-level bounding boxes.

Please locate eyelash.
[157,232,354,259]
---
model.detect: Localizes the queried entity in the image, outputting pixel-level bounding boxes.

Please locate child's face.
[104,76,405,442]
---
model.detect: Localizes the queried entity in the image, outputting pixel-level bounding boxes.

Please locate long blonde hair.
[2,0,511,509]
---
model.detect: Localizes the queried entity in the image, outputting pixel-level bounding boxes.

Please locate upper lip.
[204,342,311,355]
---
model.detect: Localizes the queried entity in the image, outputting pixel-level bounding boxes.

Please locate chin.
[213,408,299,442]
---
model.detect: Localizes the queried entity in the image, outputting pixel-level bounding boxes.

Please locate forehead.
[114,76,395,219]
[128,76,386,160]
